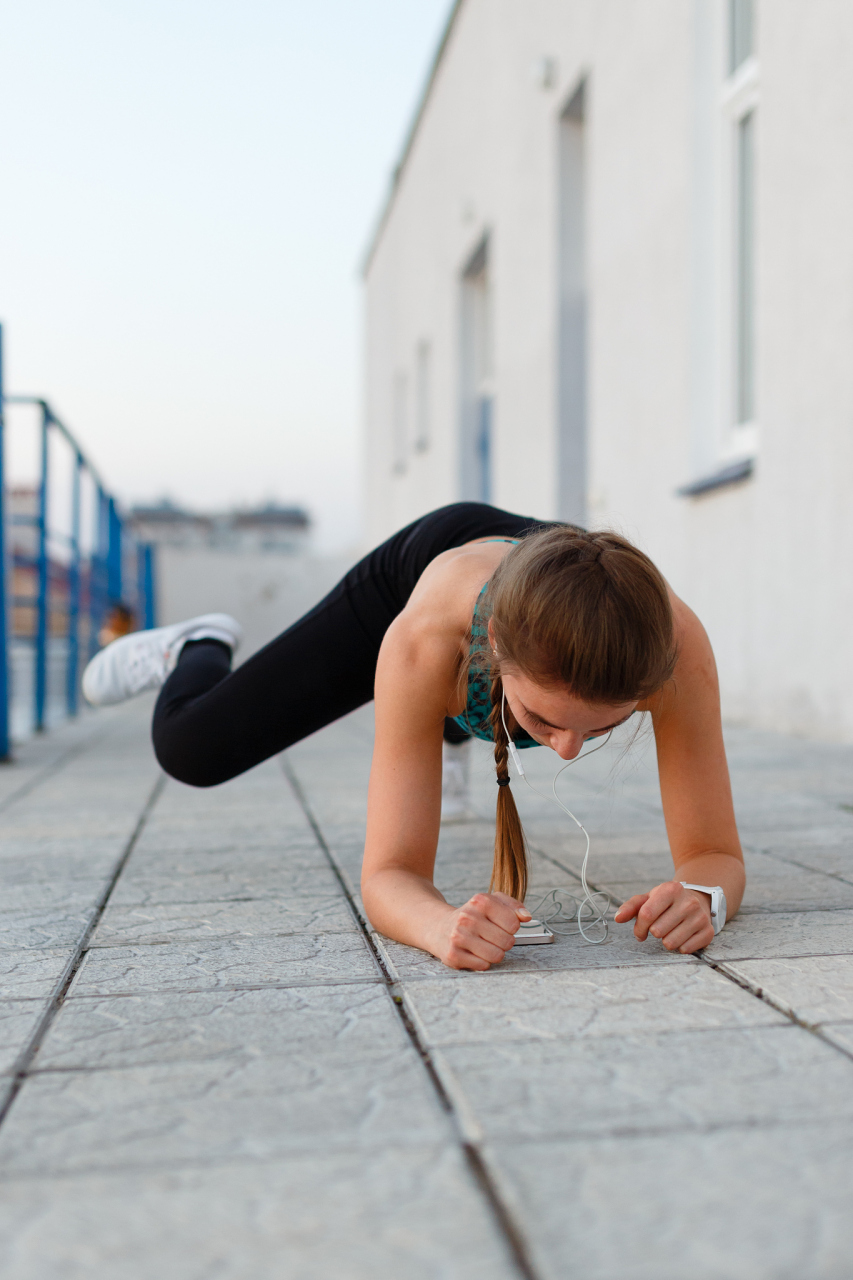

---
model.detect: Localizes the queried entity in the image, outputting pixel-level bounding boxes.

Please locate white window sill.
[676,456,755,498]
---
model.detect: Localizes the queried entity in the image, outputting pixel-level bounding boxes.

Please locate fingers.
[444,894,522,970]
[469,893,526,934]
[614,894,650,924]
[628,882,714,952]
[676,924,715,954]
[633,882,682,940]
[444,947,492,972]
[489,892,532,920]
[444,931,505,967]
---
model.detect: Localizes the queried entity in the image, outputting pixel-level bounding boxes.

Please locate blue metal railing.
[0,324,156,759]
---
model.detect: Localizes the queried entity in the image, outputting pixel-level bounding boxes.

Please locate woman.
[83,502,745,969]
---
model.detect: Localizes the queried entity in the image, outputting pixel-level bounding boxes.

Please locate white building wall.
[364,0,853,741]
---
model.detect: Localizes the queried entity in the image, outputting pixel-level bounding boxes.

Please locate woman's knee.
[151,724,236,788]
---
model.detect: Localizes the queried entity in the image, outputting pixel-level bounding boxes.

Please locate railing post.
[34,404,50,732]
[107,497,122,603]
[88,484,99,660]
[137,543,156,630]
[66,452,82,716]
[0,324,10,760]
[89,485,106,659]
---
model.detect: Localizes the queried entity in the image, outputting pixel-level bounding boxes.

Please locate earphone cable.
[501,690,613,943]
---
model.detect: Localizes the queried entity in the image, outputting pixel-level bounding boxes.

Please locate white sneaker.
[81,613,242,707]
[441,738,474,824]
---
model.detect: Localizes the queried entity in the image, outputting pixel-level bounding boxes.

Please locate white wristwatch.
[680,883,727,934]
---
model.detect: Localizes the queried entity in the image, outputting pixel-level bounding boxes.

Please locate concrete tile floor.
[1,697,853,1278]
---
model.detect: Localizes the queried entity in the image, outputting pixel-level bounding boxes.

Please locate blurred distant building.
[364,0,853,740]
[128,499,331,659]
[129,500,311,555]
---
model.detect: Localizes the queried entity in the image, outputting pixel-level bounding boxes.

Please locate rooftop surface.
[2,696,853,1278]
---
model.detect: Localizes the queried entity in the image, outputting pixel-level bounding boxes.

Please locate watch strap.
[680,883,726,935]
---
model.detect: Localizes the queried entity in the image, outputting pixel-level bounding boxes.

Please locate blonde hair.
[480,526,676,901]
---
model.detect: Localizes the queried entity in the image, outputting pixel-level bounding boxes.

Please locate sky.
[0,0,452,552]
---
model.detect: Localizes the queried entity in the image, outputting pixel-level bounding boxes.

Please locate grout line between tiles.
[740,843,853,890]
[698,953,853,1066]
[281,753,540,1280]
[0,773,167,1128]
[0,728,110,817]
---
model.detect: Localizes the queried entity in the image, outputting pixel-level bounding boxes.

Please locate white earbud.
[500,689,526,777]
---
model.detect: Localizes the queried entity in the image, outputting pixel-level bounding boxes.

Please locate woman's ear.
[487,617,498,657]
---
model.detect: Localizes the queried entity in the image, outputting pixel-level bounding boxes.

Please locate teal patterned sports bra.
[451,541,539,750]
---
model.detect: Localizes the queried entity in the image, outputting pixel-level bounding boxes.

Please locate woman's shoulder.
[407,540,506,613]
[391,556,479,651]
[377,548,493,687]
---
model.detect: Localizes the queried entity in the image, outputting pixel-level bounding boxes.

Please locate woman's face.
[500,667,637,761]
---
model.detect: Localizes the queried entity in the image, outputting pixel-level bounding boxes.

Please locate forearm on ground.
[361,867,454,950]
[671,850,746,916]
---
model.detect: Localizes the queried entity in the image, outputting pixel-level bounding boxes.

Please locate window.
[729,0,754,74]
[414,341,431,452]
[735,110,756,425]
[684,0,758,491]
[722,0,759,448]
[557,81,587,524]
[460,237,493,502]
[392,372,408,475]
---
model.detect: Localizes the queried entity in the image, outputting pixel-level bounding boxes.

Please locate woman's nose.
[551,731,585,760]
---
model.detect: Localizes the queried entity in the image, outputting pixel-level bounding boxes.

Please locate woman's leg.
[151,582,383,787]
[152,501,546,788]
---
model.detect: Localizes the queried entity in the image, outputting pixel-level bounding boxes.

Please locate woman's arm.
[615,597,745,952]
[361,604,529,970]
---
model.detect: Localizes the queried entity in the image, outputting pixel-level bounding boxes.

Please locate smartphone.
[513,918,555,945]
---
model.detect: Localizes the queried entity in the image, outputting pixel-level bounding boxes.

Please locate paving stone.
[0,1145,517,1280]
[37,983,396,1070]
[90,895,356,946]
[437,1024,853,1141]
[0,710,115,811]
[543,850,678,888]
[0,908,91,951]
[741,826,853,880]
[0,851,119,887]
[0,786,161,841]
[126,838,329,870]
[819,1023,853,1055]
[0,950,69,1000]
[129,829,321,857]
[490,1122,853,1280]
[0,882,107,916]
[0,1050,450,1174]
[0,835,133,863]
[402,964,785,1047]
[519,799,668,838]
[71,932,377,995]
[704,909,853,960]
[723,954,853,1025]
[109,859,340,905]
[737,861,853,912]
[0,1002,44,1074]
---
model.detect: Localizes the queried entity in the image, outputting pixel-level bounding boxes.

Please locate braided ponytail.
[488,672,529,901]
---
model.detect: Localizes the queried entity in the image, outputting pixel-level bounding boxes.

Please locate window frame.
[719,42,760,464]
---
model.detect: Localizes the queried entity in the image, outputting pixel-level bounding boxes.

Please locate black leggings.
[152,502,546,787]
